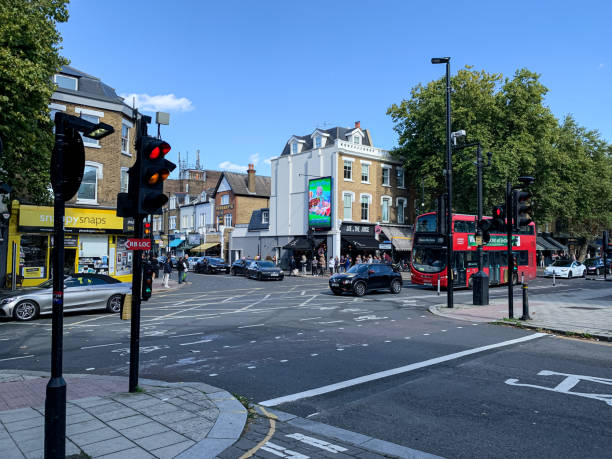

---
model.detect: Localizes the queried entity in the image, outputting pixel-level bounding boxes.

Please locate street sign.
[375,225,382,234]
[379,243,392,250]
[125,238,152,250]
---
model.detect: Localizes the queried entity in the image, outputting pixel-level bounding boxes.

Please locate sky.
[58,0,611,177]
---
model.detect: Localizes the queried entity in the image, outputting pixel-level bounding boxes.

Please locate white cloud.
[218,153,264,173]
[599,63,605,69]
[120,93,194,112]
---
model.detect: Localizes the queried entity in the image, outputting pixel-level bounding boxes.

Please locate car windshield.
[583,258,598,267]
[412,248,446,273]
[415,214,437,232]
[552,260,571,267]
[37,279,54,288]
[259,261,275,268]
[347,264,368,274]
[209,258,224,263]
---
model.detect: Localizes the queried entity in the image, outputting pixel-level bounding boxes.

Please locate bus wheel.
[468,277,474,289]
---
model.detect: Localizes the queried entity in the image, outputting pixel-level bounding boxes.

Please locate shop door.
[64,249,77,275]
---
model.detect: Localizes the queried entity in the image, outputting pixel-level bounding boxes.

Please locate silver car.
[0,274,132,321]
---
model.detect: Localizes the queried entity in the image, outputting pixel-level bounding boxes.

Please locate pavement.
[0,370,247,459]
[429,275,612,340]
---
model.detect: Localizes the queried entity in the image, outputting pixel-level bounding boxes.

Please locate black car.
[583,257,611,275]
[196,256,230,274]
[329,263,402,296]
[246,260,284,280]
[230,258,255,276]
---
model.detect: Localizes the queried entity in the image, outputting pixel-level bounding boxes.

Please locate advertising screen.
[308,177,332,229]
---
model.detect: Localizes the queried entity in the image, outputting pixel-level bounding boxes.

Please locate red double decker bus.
[410,212,537,288]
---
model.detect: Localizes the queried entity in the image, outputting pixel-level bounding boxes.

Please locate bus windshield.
[412,248,446,273]
[415,214,437,232]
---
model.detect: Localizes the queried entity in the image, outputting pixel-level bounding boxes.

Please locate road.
[1,273,611,458]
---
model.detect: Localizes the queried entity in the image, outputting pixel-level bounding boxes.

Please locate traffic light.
[142,262,153,301]
[138,136,176,215]
[491,205,506,232]
[512,190,533,230]
[50,126,85,201]
[144,221,151,239]
[478,218,492,244]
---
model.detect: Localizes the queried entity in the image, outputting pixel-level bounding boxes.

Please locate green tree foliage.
[387,66,612,245]
[0,0,69,204]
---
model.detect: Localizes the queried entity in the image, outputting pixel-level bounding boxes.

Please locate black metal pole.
[129,216,144,392]
[521,281,531,320]
[45,125,66,459]
[445,60,454,308]
[476,144,483,272]
[506,181,514,319]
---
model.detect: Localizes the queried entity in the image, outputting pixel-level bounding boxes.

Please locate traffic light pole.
[506,181,514,319]
[444,61,454,309]
[46,124,67,459]
[129,215,144,392]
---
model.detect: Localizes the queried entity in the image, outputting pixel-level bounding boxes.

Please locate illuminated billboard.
[308,177,332,230]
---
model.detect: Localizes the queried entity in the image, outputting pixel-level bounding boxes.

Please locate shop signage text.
[125,239,152,250]
[341,224,373,236]
[19,205,125,233]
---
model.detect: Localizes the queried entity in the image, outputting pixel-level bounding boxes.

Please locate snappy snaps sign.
[308,177,332,230]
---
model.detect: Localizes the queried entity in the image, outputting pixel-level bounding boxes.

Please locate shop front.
[340,223,379,260]
[7,201,134,287]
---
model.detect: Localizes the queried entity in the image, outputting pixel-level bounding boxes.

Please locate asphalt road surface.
[1,273,610,458]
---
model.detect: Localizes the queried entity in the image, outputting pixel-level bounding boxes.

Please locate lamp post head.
[431,57,450,64]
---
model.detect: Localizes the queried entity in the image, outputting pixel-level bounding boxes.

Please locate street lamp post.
[431,57,453,308]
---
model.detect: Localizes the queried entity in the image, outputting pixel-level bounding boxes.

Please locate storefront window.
[116,237,133,275]
[19,235,48,279]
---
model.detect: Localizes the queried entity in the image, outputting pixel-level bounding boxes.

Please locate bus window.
[415,214,437,233]
[454,221,476,233]
[412,247,446,273]
[465,251,479,268]
[514,250,528,266]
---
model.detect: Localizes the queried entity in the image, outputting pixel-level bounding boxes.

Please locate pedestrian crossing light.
[492,205,506,232]
[513,189,533,230]
[142,262,154,301]
[477,218,492,244]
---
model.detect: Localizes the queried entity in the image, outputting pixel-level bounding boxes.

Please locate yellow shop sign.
[19,205,124,231]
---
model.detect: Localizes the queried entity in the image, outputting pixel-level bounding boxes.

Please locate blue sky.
[59,0,611,176]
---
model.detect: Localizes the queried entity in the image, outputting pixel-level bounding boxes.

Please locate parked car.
[230,258,255,276]
[246,260,284,280]
[196,256,230,274]
[0,273,131,321]
[187,256,203,271]
[544,259,587,278]
[583,257,611,275]
[329,263,402,296]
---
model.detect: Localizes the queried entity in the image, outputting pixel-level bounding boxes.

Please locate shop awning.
[283,237,317,250]
[543,236,567,251]
[536,236,557,251]
[342,236,380,250]
[169,239,184,248]
[381,226,413,251]
[191,242,220,252]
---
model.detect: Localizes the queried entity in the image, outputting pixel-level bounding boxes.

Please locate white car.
[544,260,586,278]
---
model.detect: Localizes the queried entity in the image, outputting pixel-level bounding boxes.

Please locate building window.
[262,210,269,224]
[291,142,298,154]
[224,213,233,227]
[79,114,100,147]
[382,197,391,223]
[169,216,176,230]
[120,168,129,193]
[397,198,406,224]
[221,194,230,205]
[121,123,130,154]
[153,217,162,232]
[396,168,405,188]
[344,160,352,180]
[382,167,390,186]
[361,195,370,221]
[182,215,188,228]
[353,135,360,144]
[169,196,176,210]
[343,193,352,221]
[199,213,205,227]
[54,74,77,90]
[315,137,321,148]
[361,163,369,183]
[77,164,99,203]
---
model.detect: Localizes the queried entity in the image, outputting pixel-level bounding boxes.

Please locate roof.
[215,172,271,197]
[248,208,269,231]
[163,170,222,195]
[280,126,372,156]
[55,65,128,106]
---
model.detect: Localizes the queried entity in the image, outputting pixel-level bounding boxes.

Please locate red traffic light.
[147,141,171,159]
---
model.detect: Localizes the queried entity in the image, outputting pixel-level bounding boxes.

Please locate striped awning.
[536,236,557,251]
[190,242,220,252]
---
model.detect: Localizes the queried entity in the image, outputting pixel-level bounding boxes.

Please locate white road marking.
[336,348,344,351]
[238,324,265,328]
[0,355,34,362]
[354,315,388,322]
[261,441,309,458]
[259,333,548,406]
[248,366,256,369]
[286,433,348,453]
[384,340,391,343]
[300,317,322,321]
[169,332,204,339]
[310,353,318,357]
[280,360,288,363]
[179,339,212,346]
[80,342,123,350]
[301,291,306,296]
[423,333,430,336]
[85,368,95,371]
[209,373,218,377]
[317,320,343,325]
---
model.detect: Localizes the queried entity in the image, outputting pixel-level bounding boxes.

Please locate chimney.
[354,121,361,129]
[247,163,256,193]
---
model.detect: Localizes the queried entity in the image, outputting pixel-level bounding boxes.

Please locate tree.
[387,66,612,256]
[0,0,69,204]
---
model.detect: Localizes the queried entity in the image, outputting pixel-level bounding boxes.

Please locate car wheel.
[257,272,262,281]
[106,294,123,313]
[13,300,39,321]
[353,281,366,297]
[331,289,342,296]
[231,269,236,276]
[279,275,284,281]
[390,279,402,294]
[582,269,586,278]
[568,271,572,279]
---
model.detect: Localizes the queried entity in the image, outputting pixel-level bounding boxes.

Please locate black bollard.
[520,281,531,320]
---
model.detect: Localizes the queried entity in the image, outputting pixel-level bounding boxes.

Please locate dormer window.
[315,137,321,148]
[292,142,298,154]
[54,74,78,90]
[262,210,269,224]
[201,191,207,201]
[353,135,360,144]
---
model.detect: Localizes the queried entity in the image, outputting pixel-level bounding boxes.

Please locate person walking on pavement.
[177,256,185,284]
[311,257,318,276]
[301,254,307,274]
[328,256,335,275]
[162,258,172,288]
[319,255,326,276]
[334,256,340,273]
[345,255,351,272]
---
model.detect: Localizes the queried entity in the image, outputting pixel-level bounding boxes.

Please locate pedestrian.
[319,255,326,276]
[334,256,340,273]
[367,254,373,264]
[539,253,545,268]
[328,256,335,275]
[311,257,318,276]
[301,254,307,274]
[345,256,351,271]
[176,256,185,284]
[162,258,172,288]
